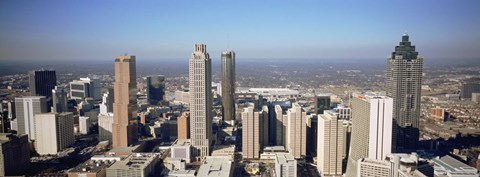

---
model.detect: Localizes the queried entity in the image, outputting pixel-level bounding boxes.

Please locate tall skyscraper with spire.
[386,33,423,152]
[221,51,235,124]
[189,44,212,157]
[112,55,138,148]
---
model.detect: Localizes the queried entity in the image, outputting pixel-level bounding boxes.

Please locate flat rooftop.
[172,139,191,147]
[108,153,159,170]
[69,160,113,173]
[196,156,233,177]
[275,153,296,165]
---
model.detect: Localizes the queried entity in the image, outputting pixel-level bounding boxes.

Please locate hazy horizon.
[1,0,480,61]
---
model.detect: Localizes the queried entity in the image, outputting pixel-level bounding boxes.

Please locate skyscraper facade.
[112,55,138,148]
[14,96,48,141]
[69,77,102,101]
[315,94,331,115]
[221,51,236,123]
[287,103,306,159]
[189,44,212,157]
[52,86,68,113]
[386,33,423,152]
[29,70,56,98]
[346,95,393,176]
[317,111,344,176]
[146,75,165,105]
[241,103,261,159]
[34,112,75,155]
[0,133,30,176]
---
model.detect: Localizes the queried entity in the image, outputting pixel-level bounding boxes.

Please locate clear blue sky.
[1,0,479,61]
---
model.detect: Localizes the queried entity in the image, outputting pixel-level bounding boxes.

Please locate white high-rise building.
[14,96,48,141]
[189,44,212,157]
[241,103,261,159]
[346,94,393,176]
[98,113,114,142]
[70,77,101,101]
[274,105,285,146]
[286,103,306,159]
[99,88,114,115]
[317,111,344,176]
[357,158,391,177]
[79,116,90,134]
[34,112,75,155]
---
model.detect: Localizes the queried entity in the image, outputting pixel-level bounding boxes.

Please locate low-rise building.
[67,160,115,177]
[197,156,233,177]
[275,153,297,177]
[106,153,160,177]
[171,139,192,163]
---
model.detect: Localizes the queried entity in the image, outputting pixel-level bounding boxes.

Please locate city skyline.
[1,1,480,61]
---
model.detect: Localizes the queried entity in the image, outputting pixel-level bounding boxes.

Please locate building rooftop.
[275,153,296,165]
[108,153,159,170]
[431,155,478,176]
[0,133,27,143]
[196,156,233,177]
[68,160,113,174]
[172,139,191,147]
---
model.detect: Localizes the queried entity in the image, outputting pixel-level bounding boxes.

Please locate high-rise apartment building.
[146,75,165,105]
[241,103,262,159]
[346,95,393,176]
[0,133,30,176]
[221,51,236,123]
[99,88,114,115]
[34,112,75,155]
[189,44,212,157]
[14,96,48,141]
[287,103,306,159]
[317,111,344,176]
[274,105,286,146]
[460,82,480,100]
[112,55,138,148]
[52,86,68,113]
[29,70,56,98]
[386,33,423,152]
[314,94,331,114]
[70,77,101,101]
[260,105,269,147]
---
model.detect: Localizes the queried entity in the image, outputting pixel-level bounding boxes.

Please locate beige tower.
[317,111,344,176]
[189,44,212,157]
[112,55,138,148]
[241,103,261,159]
[287,103,306,159]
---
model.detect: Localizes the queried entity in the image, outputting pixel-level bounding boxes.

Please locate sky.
[0,0,479,62]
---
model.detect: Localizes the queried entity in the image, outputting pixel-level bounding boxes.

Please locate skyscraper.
[29,70,56,112]
[241,103,261,159]
[52,86,68,113]
[346,95,393,176]
[0,133,30,176]
[315,94,331,114]
[287,103,306,159]
[112,55,138,148]
[69,77,102,101]
[146,75,165,105]
[386,33,423,152]
[29,70,56,98]
[34,112,75,155]
[221,51,235,124]
[14,96,48,141]
[317,111,344,176]
[189,44,212,157]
